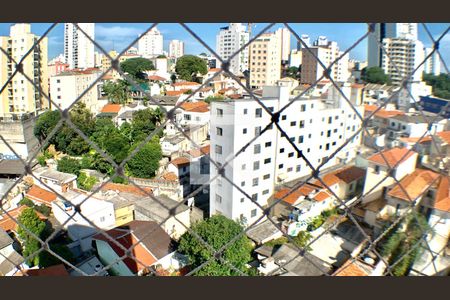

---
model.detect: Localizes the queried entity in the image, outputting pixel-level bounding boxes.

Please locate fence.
[0,22,449,276]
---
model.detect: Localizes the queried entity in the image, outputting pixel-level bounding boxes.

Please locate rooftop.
[0,228,13,249]
[170,157,190,167]
[100,104,122,114]
[180,101,209,113]
[172,81,201,87]
[437,131,450,144]
[39,169,77,184]
[333,259,373,276]
[187,144,210,158]
[364,105,405,119]
[246,220,283,245]
[25,264,69,276]
[391,114,443,124]
[26,185,57,205]
[388,168,441,202]
[367,147,417,168]
[100,182,152,197]
[134,194,190,222]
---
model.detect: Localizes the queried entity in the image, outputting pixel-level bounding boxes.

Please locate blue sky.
[0,23,449,66]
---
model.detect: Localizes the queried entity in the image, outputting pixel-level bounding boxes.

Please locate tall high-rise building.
[138,27,164,58]
[0,23,49,118]
[300,38,350,84]
[216,23,250,74]
[297,34,311,50]
[249,32,282,88]
[367,23,418,68]
[64,23,95,70]
[209,85,363,224]
[276,28,291,62]
[424,47,441,76]
[169,40,184,58]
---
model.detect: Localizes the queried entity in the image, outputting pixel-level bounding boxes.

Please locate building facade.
[209,86,364,225]
[169,40,184,59]
[138,27,164,58]
[64,23,95,70]
[249,33,282,88]
[424,47,441,76]
[0,23,49,119]
[216,23,250,74]
[275,27,291,63]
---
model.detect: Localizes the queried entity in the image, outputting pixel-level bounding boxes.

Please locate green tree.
[126,137,162,178]
[102,80,130,104]
[57,156,81,176]
[178,215,256,276]
[17,208,47,267]
[170,74,177,83]
[175,55,208,82]
[19,197,34,208]
[423,73,450,99]
[361,66,392,85]
[285,66,300,79]
[77,171,98,191]
[103,133,130,164]
[130,108,164,142]
[34,110,61,144]
[120,57,155,81]
[204,95,225,104]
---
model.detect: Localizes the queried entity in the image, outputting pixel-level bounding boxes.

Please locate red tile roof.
[26,185,57,206]
[434,176,450,212]
[188,145,210,158]
[25,264,69,276]
[313,191,332,202]
[334,260,370,276]
[0,206,47,232]
[208,68,221,73]
[148,75,167,81]
[170,157,190,167]
[399,136,433,144]
[100,182,152,196]
[388,168,441,202]
[166,90,187,96]
[437,131,450,144]
[180,101,209,113]
[367,147,417,168]
[162,172,178,181]
[274,185,316,205]
[172,81,200,87]
[364,105,405,119]
[101,104,122,114]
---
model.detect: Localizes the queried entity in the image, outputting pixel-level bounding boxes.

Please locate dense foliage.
[175,55,208,82]
[77,171,98,191]
[204,95,225,104]
[178,215,256,276]
[102,80,130,104]
[361,66,392,85]
[120,57,155,81]
[423,73,450,99]
[17,208,47,267]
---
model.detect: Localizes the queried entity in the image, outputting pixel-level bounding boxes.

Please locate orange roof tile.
[313,191,332,202]
[437,131,450,144]
[25,264,69,276]
[188,145,210,158]
[100,182,152,196]
[434,176,450,212]
[313,166,366,188]
[274,185,316,205]
[162,172,178,181]
[367,147,417,168]
[180,101,209,113]
[166,90,186,96]
[334,260,370,276]
[101,104,122,113]
[208,68,221,73]
[26,185,57,206]
[364,105,405,119]
[399,136,433,144]
[171,157,190,167]
[387,168,441,202]
[148,75,167,81]
[0,206,47,232]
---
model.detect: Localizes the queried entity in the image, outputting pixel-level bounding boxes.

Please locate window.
[255,126,261,136]
[255,108,262,118]
[241,181,245,187]
[240,198,245,203]
[290,121,296,126]
[327,130,331,137]
[264,158,271,164]
[217,108,223,116]
[296,165,301,172]
[278,164,284,169]
[326,143,330,150]
[308,133,311,138]
[333,128,338,133]
[298,136,304,143]
[288,152,294,158]
[268,106,274,112]
[254,144,261,154]
[321,131,324,136]
[262,189,269,195]
[307,148,310,153]
[251,194,258,201]
[215,145,222,154]
[252,178,259,186]
[216,127,223,136]
[251,209,257,218]
[328,116,332,124]
[100,216,105,222]
[287,167,293,172]
[263,174,270,180]
[243,109,248,114]
[242,164,246,170]
[280,148,285,153]
[299,120,305,128]
[265,141,272,147]
[253,161,260,170]
[216,194,222,203]
[374,165,380,174]
[281,115,287,120]
[243,128,247,134]
[301,104,306,112]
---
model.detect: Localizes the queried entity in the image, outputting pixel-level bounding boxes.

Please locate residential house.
[429,131,450,172]
[92,220,185,276]
[333,259,375,276]
[97,103,124,122]
[167,157,190,185]
[177,101,210,127]
[25,185,57,207]
[51,190,116,252]
[362,147,418,204]
[33,168,77,194]
[0,205,48,233]
[169,81,201,92]
[187,144,210,187]
[0,228,25,276]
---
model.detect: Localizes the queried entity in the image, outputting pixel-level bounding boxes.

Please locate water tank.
[363,257,375,265]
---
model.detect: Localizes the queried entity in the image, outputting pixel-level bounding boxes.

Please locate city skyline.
[0,23,448,67]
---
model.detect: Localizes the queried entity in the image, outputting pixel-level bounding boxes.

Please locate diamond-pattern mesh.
[0,22,449,276]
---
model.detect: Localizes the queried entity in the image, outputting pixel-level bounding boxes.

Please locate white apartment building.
[216,23,250,74]
[169,40,184,59]
[0,23,49,119]
[368,23,418,68]
[424,47,441,76]
[381,38,425,85]
[300,40,350,84]
[209,85,364,225]
[138,27,164,58]
[276,28,291,62]
[64,23,95,70]
[249,33,282,88]
[289,49,302,68]
[50,69,102,113]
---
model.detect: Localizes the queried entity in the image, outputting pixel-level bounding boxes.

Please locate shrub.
[77,172,98,191]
